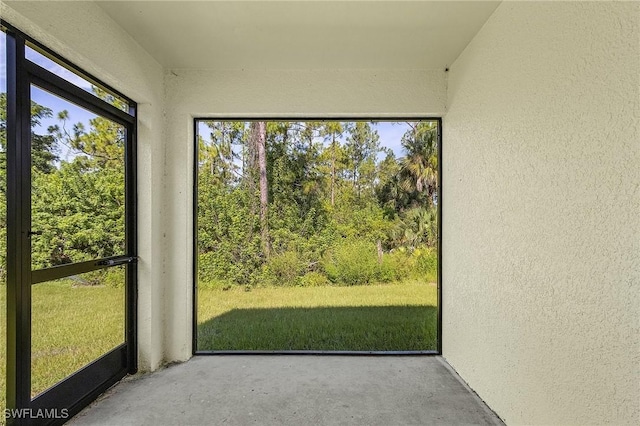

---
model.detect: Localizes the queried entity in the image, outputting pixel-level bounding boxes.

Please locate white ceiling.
[95,1,500,70]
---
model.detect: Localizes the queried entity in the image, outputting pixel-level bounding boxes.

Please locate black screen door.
[3,24,137,425]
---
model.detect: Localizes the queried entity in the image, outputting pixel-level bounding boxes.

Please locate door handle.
[96,256,138,267]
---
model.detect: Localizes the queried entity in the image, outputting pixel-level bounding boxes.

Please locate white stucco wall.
[1,1,167,371]
[164,68,447,361]
[443,2,639,424]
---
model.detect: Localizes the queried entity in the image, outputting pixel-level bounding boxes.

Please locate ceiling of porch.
[94,1,500,70]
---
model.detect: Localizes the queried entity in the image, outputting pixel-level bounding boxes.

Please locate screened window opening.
[194,120,441,353]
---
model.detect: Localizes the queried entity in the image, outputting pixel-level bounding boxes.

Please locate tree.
[320,122,344,206]
[296,122,323,210]
[375,149,403,216]
[0,93,59,178]
[390,206,437,249]
[199,121,244,185]
[0,94,59,279]
[48,110,123,170]
[194,119,439,288]
[31,160,125,267]
[249,121,271,258]
[344,122,380,197]
[399,121,438,208]
[31,96,128,268]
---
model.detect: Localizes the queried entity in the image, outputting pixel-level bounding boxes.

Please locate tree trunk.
[252,121,271,258]
[246,124,258,192]
[377,240,383,264]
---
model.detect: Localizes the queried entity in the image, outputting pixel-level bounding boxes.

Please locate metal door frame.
[2,22,138,425]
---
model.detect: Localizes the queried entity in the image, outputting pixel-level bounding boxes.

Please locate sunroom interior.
[1,1,638,425]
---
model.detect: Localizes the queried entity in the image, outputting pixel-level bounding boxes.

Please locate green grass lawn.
[197,280,438,351]
[0,281,124,417]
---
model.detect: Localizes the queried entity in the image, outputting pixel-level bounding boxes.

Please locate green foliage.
[1,93,64,280]
[261,250,307,286]
[390,206,437,249]
[399,122,438,208]
[320,239,419,286]
[197,183,263,285]
[0,93,60,174]
[31,162,125,268]
[322,239,381,285]
[1,108,441,290]
[379,250,412,282]
[343,122,380,195]
[1,89,128,273]
[412,246,438,282]
[195,120,439,289]
[103,268,125,288]
[197,277,232,290]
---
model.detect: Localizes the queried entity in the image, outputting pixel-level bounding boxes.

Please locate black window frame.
[191,117,442,356]
[2,21,138,425]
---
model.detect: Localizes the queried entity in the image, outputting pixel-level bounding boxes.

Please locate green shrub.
[103,268,124,288]
[378,250,411,282]
[198,242,263,286]
[261,250,306,286]
[377,258,397,283]
[198,251,220,284]
[322,239,379,285]
[412,246,437,282]
[322,238,423,286]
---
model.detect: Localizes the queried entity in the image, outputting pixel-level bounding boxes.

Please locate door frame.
[2,22,138,425]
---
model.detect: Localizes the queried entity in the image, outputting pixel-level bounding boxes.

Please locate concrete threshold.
[70,356,503,425]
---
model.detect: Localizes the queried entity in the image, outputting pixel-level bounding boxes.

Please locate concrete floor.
[70,356,502,425]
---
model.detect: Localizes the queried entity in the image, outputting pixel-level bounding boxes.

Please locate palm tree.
[399,121,438,208]
[391,206,437,249]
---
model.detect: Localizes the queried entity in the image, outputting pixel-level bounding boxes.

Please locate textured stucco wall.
[443,2,640,424]
[1,1,167,371]
[163,68,447,361]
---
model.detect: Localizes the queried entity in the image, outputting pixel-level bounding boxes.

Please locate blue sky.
[31,86,103,163]
[376,122,410,158]
[26,47,99,150]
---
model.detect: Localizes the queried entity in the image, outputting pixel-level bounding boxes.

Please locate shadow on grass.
[197,305,437,352]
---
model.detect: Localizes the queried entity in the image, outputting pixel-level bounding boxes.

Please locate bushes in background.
[194,120,439,289]
[197,239,437,288]
[261,250,307,286]
[412,246,437,282]
[323,239,379,285]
